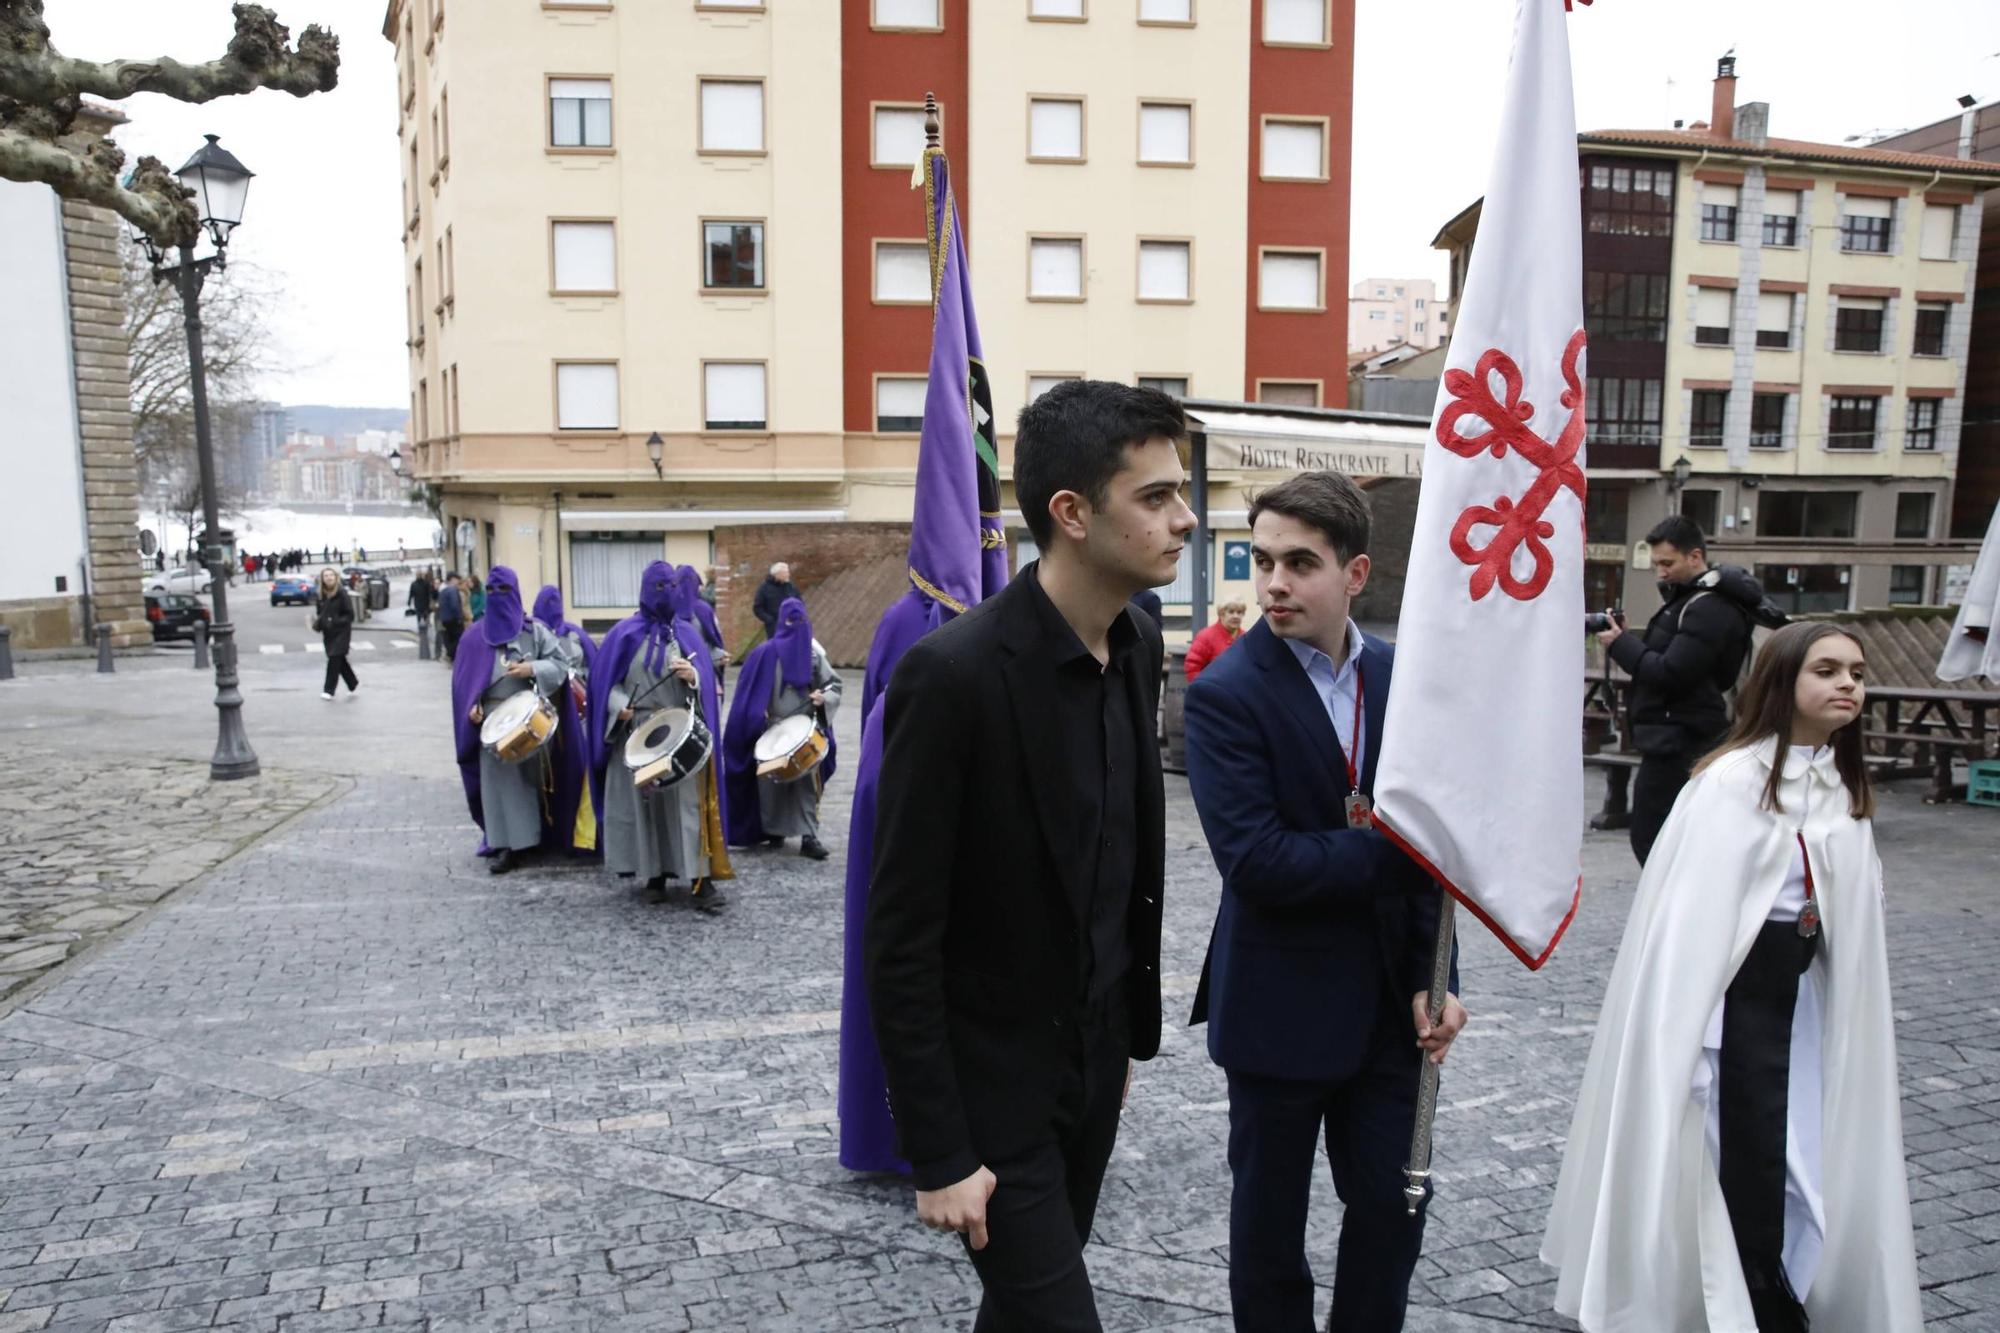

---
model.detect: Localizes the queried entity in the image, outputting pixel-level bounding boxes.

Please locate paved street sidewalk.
[0,646,1995,1329]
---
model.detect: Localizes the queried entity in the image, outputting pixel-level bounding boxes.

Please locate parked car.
[340,565,371,589]
[145,566,212,596]
[145,593,211,642]
[270,575,314,607]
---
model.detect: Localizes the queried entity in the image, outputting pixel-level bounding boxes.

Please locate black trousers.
[440,620,464,660]
[1225,1018,1429,1332]
[1630,750,1696,865]
[1718,919,1818,1333]
[962,990,1130,1332]
[323,654,358,695]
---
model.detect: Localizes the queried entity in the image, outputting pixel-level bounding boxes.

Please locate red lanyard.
[1344,664,1366,790]
[1797,832,1815,906]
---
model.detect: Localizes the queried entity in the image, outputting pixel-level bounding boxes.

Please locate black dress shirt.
[1025,568,1141,1003]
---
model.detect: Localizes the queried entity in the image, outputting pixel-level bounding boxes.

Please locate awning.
[1185,404,1430,480]
[559,509,847,532]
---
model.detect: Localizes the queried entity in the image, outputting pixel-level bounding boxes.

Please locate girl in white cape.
[1542,622,1921,1332]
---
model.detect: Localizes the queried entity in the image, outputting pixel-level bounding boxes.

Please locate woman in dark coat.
[313,567,359,700]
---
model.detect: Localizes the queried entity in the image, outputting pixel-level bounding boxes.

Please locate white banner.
[1372,0,1586,969]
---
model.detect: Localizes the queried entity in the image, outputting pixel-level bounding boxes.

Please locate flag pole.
[924,89,939,149]
[1402,893,1456,1215]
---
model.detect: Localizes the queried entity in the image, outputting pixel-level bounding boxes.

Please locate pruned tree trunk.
[0,1,339,244]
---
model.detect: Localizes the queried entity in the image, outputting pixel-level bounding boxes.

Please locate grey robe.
[601,641,711,881]
[476,624,568,852]
[551,628,589,682]
[758,642,842,838]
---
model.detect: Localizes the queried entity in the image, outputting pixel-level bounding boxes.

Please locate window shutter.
[874,243,930,301]
[556,364,619,430]
[1264,0,1325,43]
[873,0,940,26]
[1920,205,1957,260]
[705,363,767,428]
[552,222,616,292]
[1755,291,1792,332]
[1138,241,1191,300]
[1763,188,1800,217]
[1695,288,1732,328]
[1844,195,1893,220]
[1138,104,1191,163]
[873,107,926,166]
[1699,182,1739,208]
[1139,0,1191,18]
[700,81,764,152]
[1259,251,1321,309]
[1262,120,1324,178]
[1029,99,1083,159]
[875,378,927,422]
[1029,238,1084,298]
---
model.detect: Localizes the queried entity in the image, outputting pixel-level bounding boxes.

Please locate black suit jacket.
[1184,619,1454,1081]
[865,565,1166,1189]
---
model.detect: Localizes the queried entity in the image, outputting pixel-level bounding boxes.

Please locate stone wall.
[60,195,146,646]
[710,522,911,665]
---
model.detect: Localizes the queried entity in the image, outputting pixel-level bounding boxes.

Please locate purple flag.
[838,142,1008,1174]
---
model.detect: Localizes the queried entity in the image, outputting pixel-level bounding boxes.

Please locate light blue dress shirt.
[1284,619,1366,780]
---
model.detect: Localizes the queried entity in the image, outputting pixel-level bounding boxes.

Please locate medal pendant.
[1344,793,1374,830]
[1796,901,1820,939]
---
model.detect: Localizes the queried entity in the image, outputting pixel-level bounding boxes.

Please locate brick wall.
[711,522,911,665]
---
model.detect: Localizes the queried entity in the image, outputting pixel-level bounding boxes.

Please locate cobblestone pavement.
[0,751,337,1003]
[0,650,1996,1329]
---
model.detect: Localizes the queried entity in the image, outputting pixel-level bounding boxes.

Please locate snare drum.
[753,713,829,784]
[623,707,713,791]
[480,690,558,763]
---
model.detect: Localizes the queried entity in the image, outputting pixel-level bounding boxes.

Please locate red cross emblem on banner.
[1436,329,1589,602]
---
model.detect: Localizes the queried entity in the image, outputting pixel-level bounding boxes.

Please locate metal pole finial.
[924,91,941,149]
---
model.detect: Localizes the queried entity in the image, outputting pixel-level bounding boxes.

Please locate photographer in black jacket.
[1596,515,1771,865]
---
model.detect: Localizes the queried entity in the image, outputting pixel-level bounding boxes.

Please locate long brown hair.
[1692,621,1874,818]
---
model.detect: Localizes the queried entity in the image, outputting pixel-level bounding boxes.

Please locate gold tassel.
[704,756,736,880]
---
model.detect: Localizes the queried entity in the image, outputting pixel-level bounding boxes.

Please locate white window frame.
[1260,116,1329,182]
[698,77,766,155]
[1028,96,1086,163]
[1262,0,1329,46]
[1028,235,1086,302]
[1137,100,1193,166]
[550,219,618,296]
[1257,247,1325,312]
[874,375,928,433]
[873,239,931,305]
[871,102,929,169]
[702,361,769,432]
[1136,238,1193,304]
[555,361,620,432]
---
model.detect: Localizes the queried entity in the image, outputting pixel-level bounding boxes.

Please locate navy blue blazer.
[1185,618,1456,1081]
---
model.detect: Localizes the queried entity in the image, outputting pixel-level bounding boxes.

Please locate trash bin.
[366,574,391,612]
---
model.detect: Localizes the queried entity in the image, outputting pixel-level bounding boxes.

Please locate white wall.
[0,180,87,604]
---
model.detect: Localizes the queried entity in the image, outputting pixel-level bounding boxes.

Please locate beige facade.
[385,0,1353,630]
[1346,275,1446,356]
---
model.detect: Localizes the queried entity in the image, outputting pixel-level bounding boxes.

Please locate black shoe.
[799,836,829,861]
[763,835,785,848]
[691,884,729,915]
[644,876,669,902]
[488,849,515,875]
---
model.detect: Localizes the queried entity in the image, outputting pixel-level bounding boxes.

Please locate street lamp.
[128,135,259,781]
[1669,455,1692,514]
[388,447,405,476]
[645,431,665,480]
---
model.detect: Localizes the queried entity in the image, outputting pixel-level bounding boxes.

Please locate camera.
[1585,608,1625,634]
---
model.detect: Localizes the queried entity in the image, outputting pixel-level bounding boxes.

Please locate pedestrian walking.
[752,562,800,639]
[1544,623,1920,1333]
[437,575,466,661]
[408,568,437,644]
[312,568,359,700]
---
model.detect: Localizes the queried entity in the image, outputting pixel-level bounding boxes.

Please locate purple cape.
[584,561,681,821]
[533,584,597,673]
[449,567,587,855]
[722,597,836,847]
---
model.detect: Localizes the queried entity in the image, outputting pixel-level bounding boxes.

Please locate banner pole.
[1403,891,1456,1216]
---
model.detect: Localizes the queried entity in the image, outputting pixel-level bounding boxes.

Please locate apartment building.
[385,0,1354,627]
[1436,57,2000,623]
[1346,275,1447,357]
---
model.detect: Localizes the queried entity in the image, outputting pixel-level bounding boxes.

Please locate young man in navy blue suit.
[1184,471,1467,1332]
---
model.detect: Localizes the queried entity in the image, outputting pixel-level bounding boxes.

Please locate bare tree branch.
[0,1,339,244]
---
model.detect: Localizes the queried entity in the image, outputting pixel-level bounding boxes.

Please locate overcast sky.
[50,1,2000,409]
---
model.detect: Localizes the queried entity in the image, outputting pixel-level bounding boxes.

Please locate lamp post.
[129,135,259,781]
[645,431,665,480]
[1669,455,1692,514]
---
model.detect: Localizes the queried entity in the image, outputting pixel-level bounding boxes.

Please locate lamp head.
[175,135,254,249]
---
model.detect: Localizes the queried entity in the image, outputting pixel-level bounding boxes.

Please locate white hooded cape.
[1541,738,1921,1332]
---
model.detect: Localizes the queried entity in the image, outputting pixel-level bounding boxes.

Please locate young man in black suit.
[1184,471,1468,1331]
[866,381,1197,1329]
